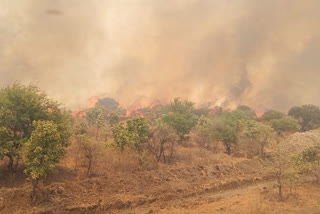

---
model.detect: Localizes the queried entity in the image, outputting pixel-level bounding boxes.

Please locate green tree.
[212,113,238,155]
[162,113,196,141]
[261,110,285,121]
[193,108,209,117]
[243,120,275,157]
[24,120,70,203]
[0,127,10,160]
[288,104,320,131]
[86,104,108,140]
[162,98,197,141]
[0,83,70,171]
[294,144,320,184]
[97,97,119,110]
[75,122,88,136]
[109,118,149,163]
[271,116,300,136]
[236,105,256,119]
[232,108,256,121]
[195,115,213,149]
[170,97,194,114]
[127,118,149,157]
[107,111,119,127]
[109,122,132,152]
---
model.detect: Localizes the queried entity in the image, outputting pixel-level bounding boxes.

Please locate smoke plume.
[1,0,320,111]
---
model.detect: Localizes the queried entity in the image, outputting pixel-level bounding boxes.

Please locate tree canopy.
[261,110,285,121]
[97,97,119,110]
[212,113,238,155]
[162,98,197,140]
[110,118,149,154]
[24,120,70,202]
[288,104,320,131]
[243,120,274,156]
[86,104,108,139]
[294,144,320,183]
[127,118,149,154]
[271,116,300,136]
[0,82,71,171]
[236,105,256,119]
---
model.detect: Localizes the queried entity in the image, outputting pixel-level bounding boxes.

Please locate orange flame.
[125,105,141,117]
[71,108,86,118]
[255,110,264,118]
[149,100,162,108]
[87,96,99,109]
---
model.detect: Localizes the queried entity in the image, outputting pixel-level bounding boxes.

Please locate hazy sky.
[1,0,320,111]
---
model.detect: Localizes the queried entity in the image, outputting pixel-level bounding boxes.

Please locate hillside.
[1,129,320,214]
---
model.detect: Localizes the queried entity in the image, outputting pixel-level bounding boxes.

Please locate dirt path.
[155,181,320,214]
[195,181,275,202]
[111,179,320,214]
[111,180,277,214]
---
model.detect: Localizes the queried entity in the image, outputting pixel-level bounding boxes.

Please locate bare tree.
[148,124,178,163]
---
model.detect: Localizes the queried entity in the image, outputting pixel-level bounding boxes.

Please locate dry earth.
[1,129,320,214]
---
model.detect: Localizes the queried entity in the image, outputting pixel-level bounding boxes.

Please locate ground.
[1,130,320,214]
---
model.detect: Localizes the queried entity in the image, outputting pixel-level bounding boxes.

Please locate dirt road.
[112,180,320,214]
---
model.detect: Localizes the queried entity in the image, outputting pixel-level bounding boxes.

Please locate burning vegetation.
[0,83,320,211]
[1,1,320,212]
[1,83,320,213]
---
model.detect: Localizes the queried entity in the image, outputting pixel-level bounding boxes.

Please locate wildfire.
[123,101,162,118]
[208,106,223,116]
[71,108,86,117]
[255,110,264,118]
[149,100,162,109]
[125,105,142,117]
[87,96,99,109]
[71,96,99,118]
[72,96,266,120]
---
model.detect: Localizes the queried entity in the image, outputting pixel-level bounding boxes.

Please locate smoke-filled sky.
[1,0,320,111]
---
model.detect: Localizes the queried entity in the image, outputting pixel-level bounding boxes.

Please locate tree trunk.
[7,157,14,172]
[170,142,174,162]
[87,158,92,177]
[162,151,166,163]
[225,143,231,155]
[158,143,164,163]
[277,160,283,200]
[314,171,320,184]
[14,157,20,170]
[260,144,265,157]
[278,182,283,200]
[31,179,39,204]
[95,127,99,140]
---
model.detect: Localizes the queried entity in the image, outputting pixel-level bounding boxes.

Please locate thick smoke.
[1,0,320,111]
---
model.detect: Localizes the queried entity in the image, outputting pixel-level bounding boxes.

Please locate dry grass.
[1,130,320,213]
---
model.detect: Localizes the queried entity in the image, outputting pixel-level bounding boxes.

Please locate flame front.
[255,110,264,118]
[125,105,141,117]
[87,96,99,109]
[71,108,86,118]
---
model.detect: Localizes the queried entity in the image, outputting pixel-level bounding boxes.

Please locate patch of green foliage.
[294,144,320,183]
[162,98,197,141]
[271,116,300,136]
[243,120,275,157]
[288,104,320,131]
[110,118,149,155]
[261,110,285,121]
[0,82,71,171]
[24,120,70,202]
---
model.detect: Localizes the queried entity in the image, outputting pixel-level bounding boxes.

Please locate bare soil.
[1,130,320,214]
